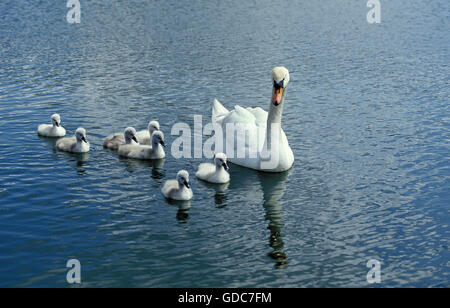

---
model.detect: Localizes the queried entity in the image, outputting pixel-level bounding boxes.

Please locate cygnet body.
[118,131,165,160]
[104,127,139,151]
[162,170,193,201]
[136,121,160,145]
[196,153,230,184]
[56,128,90,153]
[37,114,66,137]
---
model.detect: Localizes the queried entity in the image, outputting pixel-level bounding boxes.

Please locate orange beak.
[272,86,283,106]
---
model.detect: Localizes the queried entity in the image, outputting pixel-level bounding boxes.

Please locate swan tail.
[212,99,228,123]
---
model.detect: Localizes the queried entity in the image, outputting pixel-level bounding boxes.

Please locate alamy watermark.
[170,116,282,170]
[66,259,81,284]
[366,259,381,284]
[66,0,81,24]
[367,0,381,24]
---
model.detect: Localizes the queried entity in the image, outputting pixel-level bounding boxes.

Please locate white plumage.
[196,153,230,184]
[118,130,165,160]
[162,170,193,201]
[37,114,66,137]
[56,128,90,153]
[211,67,294,172]
[135,120,160,145]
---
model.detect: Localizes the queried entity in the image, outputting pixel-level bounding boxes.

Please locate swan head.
[271,67,290,106]
[151,131,165,147]
[214,153,229,171]
[177,170,191,189]
[148,121,160,135]
[124,127,138,144]
[75,128,88,143]
[51,114,61,127]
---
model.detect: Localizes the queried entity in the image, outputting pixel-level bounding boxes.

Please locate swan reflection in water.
[54,147,90,175]
[257,168,291,269]
[119,157,165,181]
[197,180,229,208]
[166,199,191,223]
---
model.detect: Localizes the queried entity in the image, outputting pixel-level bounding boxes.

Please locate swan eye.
[273,79,284,89]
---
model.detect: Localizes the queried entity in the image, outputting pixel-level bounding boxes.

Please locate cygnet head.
[124,127,138,144]
[214,153,229,170]
[177,170,190,189]
[75,128,88,143]
[148,121,160,135]
[51,114,61,127]
[151,131,165,147]
[271,67,290,106]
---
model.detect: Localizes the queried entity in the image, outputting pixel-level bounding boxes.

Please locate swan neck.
[215,165,225,174]
[264,93,285,152]
[267,103,283,124]
[178,183,188,192]
[152,143,164,155]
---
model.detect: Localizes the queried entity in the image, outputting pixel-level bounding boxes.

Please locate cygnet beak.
[222,162,229,171]
[272,80,284,106]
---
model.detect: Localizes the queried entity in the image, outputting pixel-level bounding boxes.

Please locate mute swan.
[104,127,139,151]
[196,153,230,184]
[136,120,160,145]
[37,114,66,137]
[162,170,193,201]
[56,128,90,153]
[118,130,165,160]
[212,67,294,172]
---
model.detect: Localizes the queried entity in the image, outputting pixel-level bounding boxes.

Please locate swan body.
[162,170,193,201]
[118,131,165,160]
[37,114,66,137]
[104,127,139,151]
[136,121,160,145]
[196,153,230,184]
[212,67,294,172]
[56,128,90,153]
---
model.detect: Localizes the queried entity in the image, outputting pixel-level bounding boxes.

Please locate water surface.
[0,0,448,287]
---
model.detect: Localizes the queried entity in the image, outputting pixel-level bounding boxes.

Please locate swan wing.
[161,180,178,198]
[135,130,150,145]
[56,137,76,152]
[195,163,215,180]
[37,124,50,136]
[212,99,229,124]
[245,107,268,125]
[104,133,125,150]
[118,144,154,159]
[221,105,256,126]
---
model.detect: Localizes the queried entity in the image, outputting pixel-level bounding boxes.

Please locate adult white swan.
[212,67,294,172]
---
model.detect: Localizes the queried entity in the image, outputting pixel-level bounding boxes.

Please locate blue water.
[0,0,449,287]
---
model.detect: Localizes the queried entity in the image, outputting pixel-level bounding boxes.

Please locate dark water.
[0,0,448,287]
